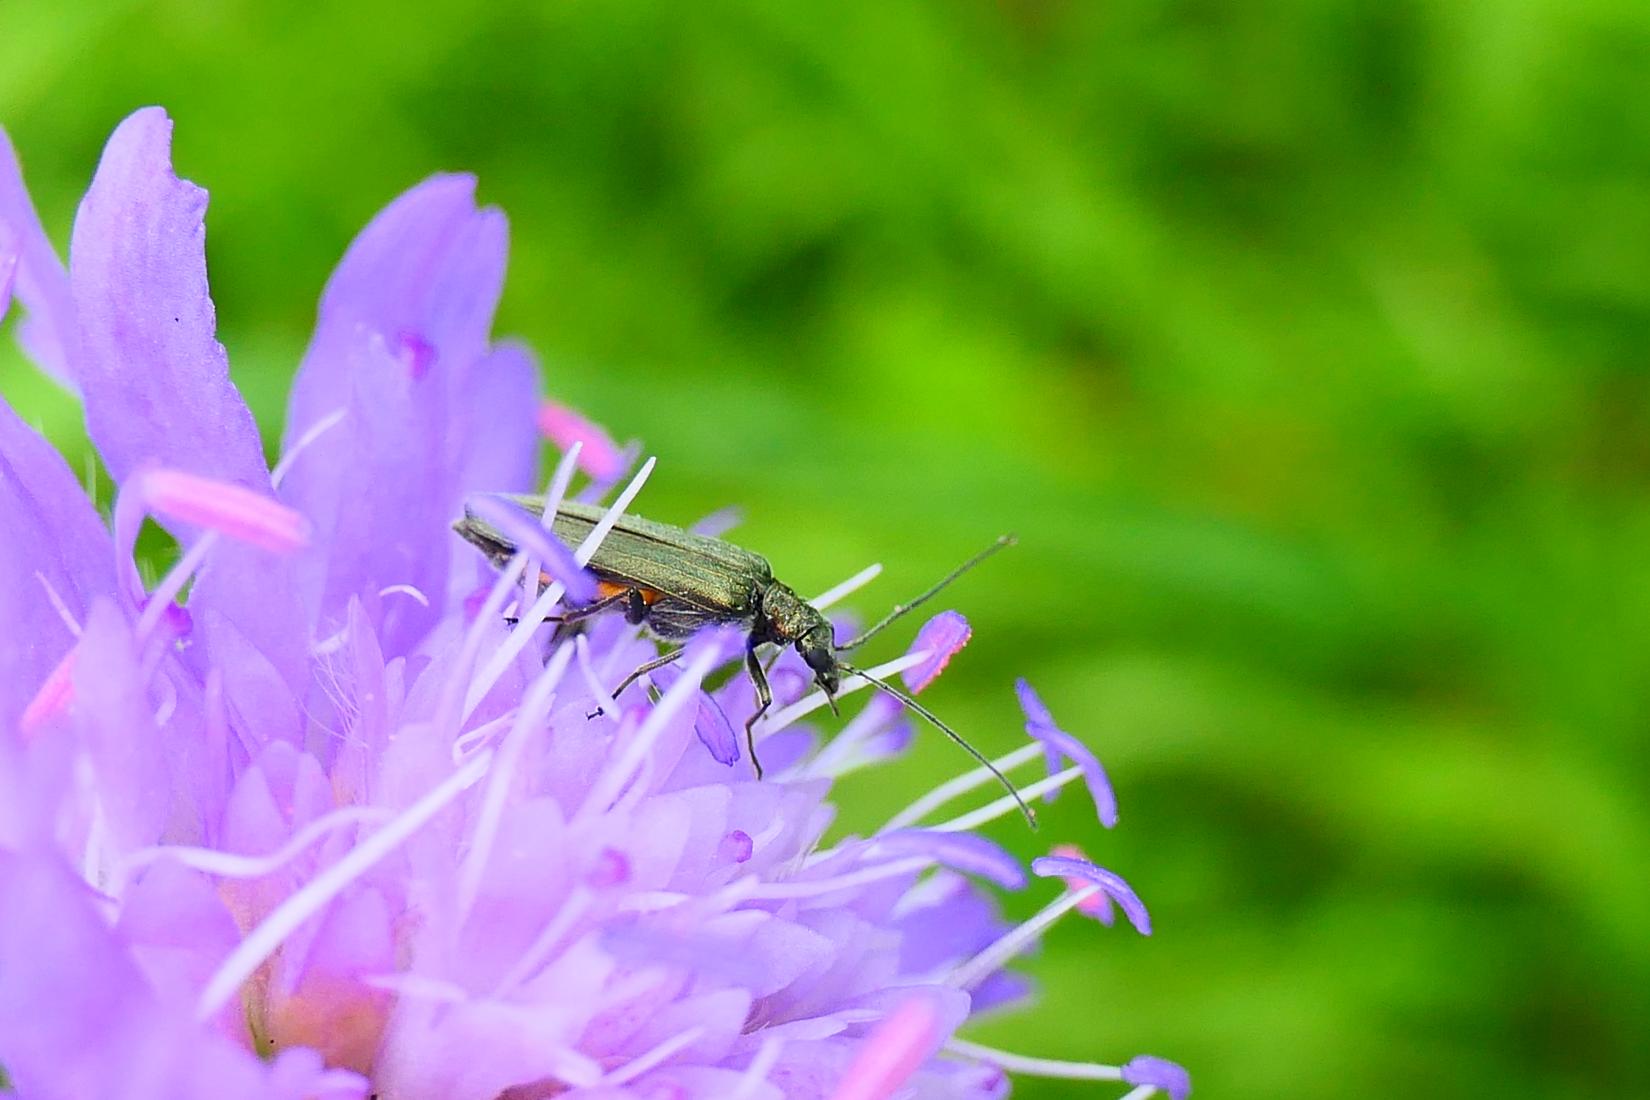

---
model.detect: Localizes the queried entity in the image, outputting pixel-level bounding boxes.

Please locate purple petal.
[903,611,971,693]
[70,107,266,490]
[654,664,741,766]
[464,494,596,603]
[0,249,15,321]
[456,338,542,496]
[1016,678,1118,827]
[1030,855,1151,935]
[878,830,1025,890]
[0,124,78,389]
[72,600,170,855]
[0,396,115,729]
[279,173,508,655]
[1123,1055,1192,1100]
[67,109,308,727]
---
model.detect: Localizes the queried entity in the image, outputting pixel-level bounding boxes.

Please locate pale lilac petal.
[68,108,308,730]
[1016,678,1118,826]
[0,124,78,389]
[279,174,508,654]
[654,663,740,765]
[902,611,971,693]
[464,494,595,603]
[0,396,115,729]
[1030,855,1151,935]
[456,338,542,495]
[1123,1055,1192,1100]
[536,399,623,480]
[0,249,15,321]
[70,107,266,488]
[71,600,171,854]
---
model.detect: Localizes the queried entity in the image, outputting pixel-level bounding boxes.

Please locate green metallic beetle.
[455,496,1028,820]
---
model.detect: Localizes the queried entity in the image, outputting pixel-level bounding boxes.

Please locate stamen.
[271,407,347,488]
[928,765,1082,833]
[881,743,1044,831]
[463,455,655,720]
[377,583,430,607]
[111,806,391,898]
[34,572,81,636]
[946,883,1102,991]
[1030,855,1150,934]
[440,442,583,730]
[465,494,595,604]
[600,1025,707,1086]
[691,505,742,538]
[731,855,930,902]
[941,1038,1124,1084]
[20,645,78,738]
[757,650,930,736]
[196,747,493,1020]
[537,400,623,481]
[136,533,217,641]
[810,562,882,611]
[575,642,717,820]
[137,468,310,552]
[826,995,941,1100]
[574,634,619,724]
[449,709,521,763]
[456,643,574,921]
[902,611,971,693]
[493,889,592,996]
[731,1037,785,1100]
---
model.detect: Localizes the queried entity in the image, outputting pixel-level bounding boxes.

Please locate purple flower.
[0,108,1187,1100]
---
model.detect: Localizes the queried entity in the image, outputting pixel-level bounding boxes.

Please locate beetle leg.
[744,642,773,780]
[586,647,685,719]
[554,588,632,625]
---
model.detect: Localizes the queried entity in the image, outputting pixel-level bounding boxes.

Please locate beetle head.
[798,622,841,696]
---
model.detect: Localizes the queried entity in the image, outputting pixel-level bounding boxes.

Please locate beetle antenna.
[840,662,1036,829]
[836,535,1015,652]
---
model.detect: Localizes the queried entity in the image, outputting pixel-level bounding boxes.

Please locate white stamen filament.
[576,644,717,820]
[810,562,882,610]
[378,583,430,607]
[464,455,655,720]
[272,407,347,488]
[946,883,1102,991]
[114,806,392,897]
[196,748,493,1020]
[450,709,521,763]
[882,743,1045,831]
[574,633,619,724]
[136,532,217,641]
[494,888,592,996]
[449,443,582,724]
[929,765,1082,833]
[757,650,931,736]
[1120,1088,1158,1100]
[731,1037,786,1100]
[943,1038,1124,1084]
[731,855,931,902]
[601,1025,706,1086]
[34,572,81,637]
[456,644,574,922]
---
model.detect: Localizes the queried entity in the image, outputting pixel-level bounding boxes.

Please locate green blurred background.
[4,1,1648,1096]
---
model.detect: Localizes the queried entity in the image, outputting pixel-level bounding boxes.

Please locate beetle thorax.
[759,582,825,645]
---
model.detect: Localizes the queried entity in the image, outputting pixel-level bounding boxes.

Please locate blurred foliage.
[4,1,1650,1096]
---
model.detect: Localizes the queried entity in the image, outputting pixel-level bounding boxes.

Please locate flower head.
[0,108,1187,1099]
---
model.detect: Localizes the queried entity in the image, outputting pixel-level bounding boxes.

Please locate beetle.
[455,496,1031,822]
